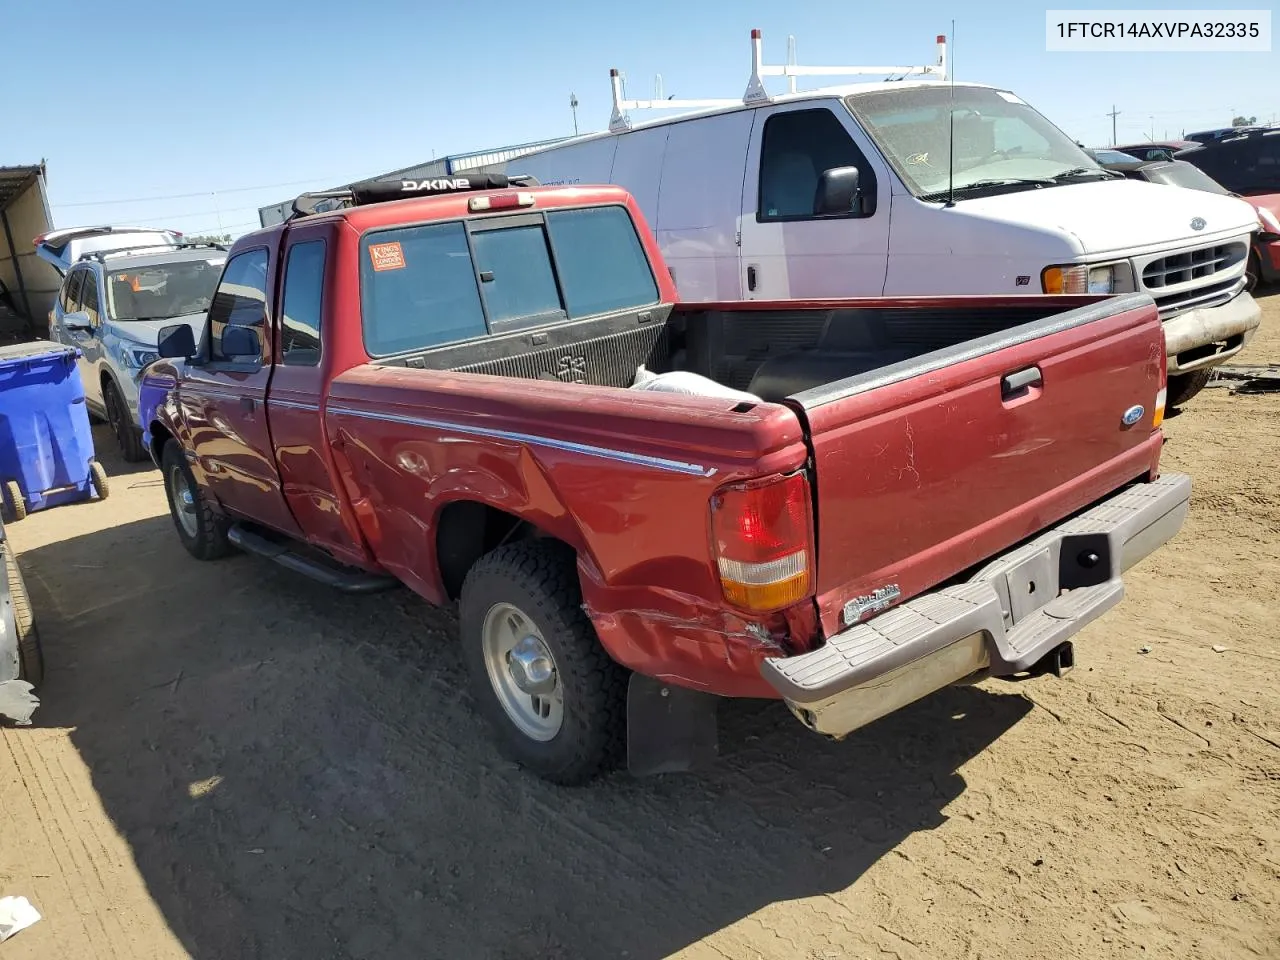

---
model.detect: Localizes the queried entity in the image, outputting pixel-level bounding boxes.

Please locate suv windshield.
[106,258,224,321]
[846,86,1108,200]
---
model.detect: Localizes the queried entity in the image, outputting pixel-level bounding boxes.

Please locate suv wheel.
[104,381,147,462]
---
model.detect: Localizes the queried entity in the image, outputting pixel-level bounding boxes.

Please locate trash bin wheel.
[5,546,43,689]
[90,462,110,501]
[2,481,26,523]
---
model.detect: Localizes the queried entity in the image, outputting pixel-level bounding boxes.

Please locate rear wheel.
[1167,369,1214,409]
[104,381,147,462]
[5,546,43,688]
[161,440,231,561]
[2,481,25,523]
[459,540,627,785]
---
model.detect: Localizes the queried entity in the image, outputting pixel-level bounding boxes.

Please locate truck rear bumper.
[761,472,1191,738]
[1162,292,1261,375]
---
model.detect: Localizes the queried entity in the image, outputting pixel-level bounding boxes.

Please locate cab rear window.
[359,204,659,358]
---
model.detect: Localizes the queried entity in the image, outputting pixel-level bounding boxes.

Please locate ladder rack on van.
[608,29,948,133]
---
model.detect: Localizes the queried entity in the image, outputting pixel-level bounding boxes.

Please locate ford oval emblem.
[1122,404,1145,427]
[1190,217,1206,231]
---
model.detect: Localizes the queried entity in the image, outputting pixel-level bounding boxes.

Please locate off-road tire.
[161,440,231,561]
[105,381,147,462]
[1167,369,1213,409]
[3,480,25,522]
[5,546,43,688]
[459,540,627,785]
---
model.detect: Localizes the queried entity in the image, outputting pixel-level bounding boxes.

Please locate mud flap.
[626,673,719,776]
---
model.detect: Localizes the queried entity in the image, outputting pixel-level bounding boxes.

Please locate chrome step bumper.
[761,473,1192,738]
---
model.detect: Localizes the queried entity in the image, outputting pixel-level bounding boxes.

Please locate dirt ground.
[2,297,1278,960]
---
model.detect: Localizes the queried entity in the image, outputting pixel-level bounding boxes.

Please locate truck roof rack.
[288,172,541,222]
[608,28,948,133]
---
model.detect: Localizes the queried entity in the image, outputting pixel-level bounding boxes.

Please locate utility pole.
[1106,104,1121,145]
[569,93,579,136]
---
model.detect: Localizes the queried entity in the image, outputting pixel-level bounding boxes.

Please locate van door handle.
[746,265,758,292]
[241,396,257,414]
[1002,366,1043,399]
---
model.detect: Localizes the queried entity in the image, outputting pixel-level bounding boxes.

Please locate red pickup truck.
[141,174,1190,784]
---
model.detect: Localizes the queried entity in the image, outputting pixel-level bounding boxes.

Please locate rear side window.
[280,240,325,365]
[359,204,658,357]
[80,271,101,325]
[62,270,85,312]
[361,222,486,357]
[207,248,269,362]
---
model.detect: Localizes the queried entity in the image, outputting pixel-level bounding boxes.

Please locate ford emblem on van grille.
[1190,217,1206,231]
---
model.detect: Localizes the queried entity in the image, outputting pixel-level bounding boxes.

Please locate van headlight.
[1042,264,1118,294]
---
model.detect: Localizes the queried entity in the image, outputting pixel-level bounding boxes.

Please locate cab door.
[738,102,892,299]
[266,223,372,567]
[179,245,302,536]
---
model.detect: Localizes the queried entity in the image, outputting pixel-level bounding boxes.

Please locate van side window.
[207,248,269,363]
[280,240,326,365]
[758,109,877,221]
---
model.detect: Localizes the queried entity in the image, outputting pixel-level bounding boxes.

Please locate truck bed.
[356,291,1165,640]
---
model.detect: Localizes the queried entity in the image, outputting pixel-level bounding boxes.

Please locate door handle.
[746,264,758,292]
[240,396,257,414]
[1001,366,1043,399]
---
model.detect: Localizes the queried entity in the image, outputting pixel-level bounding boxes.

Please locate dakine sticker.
[369,242,405,272]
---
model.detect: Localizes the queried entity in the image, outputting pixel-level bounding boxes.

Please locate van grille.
[1141,242,1247,291]
[1151,276,1244,318]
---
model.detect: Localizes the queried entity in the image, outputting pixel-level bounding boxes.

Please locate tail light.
[711,472,814,613]
[1153,329,1168,428]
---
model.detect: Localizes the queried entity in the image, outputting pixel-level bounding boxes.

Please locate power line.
[51,170,383,209]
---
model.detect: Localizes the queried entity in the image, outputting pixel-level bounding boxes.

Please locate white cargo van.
[484,31,1261,406]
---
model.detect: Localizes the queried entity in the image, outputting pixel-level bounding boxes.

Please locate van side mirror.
[157,323,196,359]
[222,325,261,360]
[814,166,863,216]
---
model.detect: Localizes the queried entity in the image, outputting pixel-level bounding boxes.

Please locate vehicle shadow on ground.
[19,516,1032,960]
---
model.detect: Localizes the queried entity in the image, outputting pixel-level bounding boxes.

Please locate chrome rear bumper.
[761,473,1192,738]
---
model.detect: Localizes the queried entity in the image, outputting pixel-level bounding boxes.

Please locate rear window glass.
[359,204,658,357]
[471,225,564,327]
[360,222,486,357]
[546,207,658,317]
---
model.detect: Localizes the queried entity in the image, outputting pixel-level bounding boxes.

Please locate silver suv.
[43,235,225,460]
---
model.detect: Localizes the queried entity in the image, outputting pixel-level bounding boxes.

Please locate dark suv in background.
[1176,129,1280,288]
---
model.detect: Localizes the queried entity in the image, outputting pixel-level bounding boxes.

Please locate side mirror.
[157,323,196,359]
[814,166,862,216]
[221,325,261,360]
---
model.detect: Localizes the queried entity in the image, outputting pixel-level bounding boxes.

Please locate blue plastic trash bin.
[0,340,108,521]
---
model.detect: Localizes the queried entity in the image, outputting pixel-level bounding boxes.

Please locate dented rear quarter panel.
[326,365,810,697]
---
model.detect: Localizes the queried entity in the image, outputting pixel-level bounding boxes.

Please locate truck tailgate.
[797,295,1166,636]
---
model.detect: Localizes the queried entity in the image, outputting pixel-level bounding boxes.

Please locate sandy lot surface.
[1,296,1278,960]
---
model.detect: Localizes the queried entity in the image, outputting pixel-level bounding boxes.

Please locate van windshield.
[846,86,1112,201]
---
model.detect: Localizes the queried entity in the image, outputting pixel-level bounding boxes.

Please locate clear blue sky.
[6,0,1276,239]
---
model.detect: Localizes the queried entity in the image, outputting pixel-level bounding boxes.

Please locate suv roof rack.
[607,28,948,133]
[288,172,540,221]
[76,240,227,264]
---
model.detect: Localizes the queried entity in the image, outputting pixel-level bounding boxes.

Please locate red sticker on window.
[369,241,405,272]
